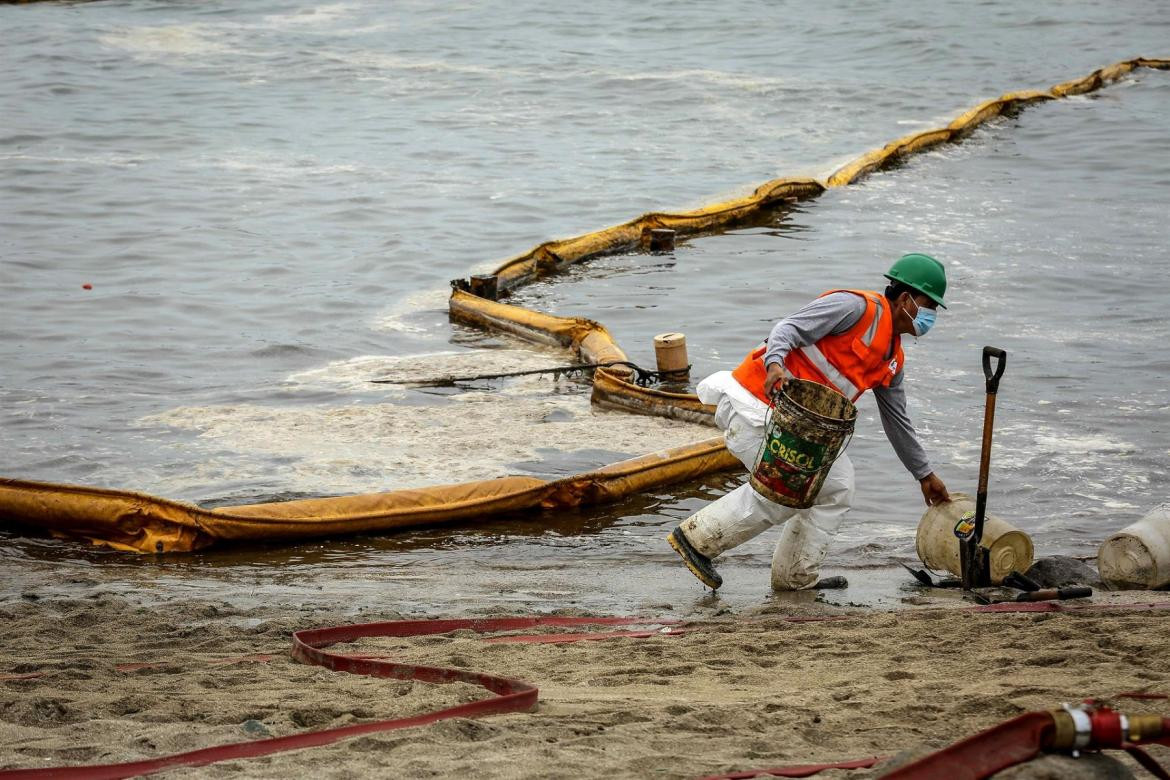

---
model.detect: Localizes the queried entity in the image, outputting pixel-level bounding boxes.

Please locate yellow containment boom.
[0,439,738,553]
[454,58,1170,424]
[1,58,1166,552]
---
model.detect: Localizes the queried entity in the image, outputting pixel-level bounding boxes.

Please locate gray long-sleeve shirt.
[761,291,933,480]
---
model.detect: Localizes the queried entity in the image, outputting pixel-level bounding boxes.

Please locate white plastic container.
[915,493,1034,584]
[1098,504,1170,590]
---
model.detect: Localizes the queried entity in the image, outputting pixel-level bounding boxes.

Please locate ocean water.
[1,0,1168,614]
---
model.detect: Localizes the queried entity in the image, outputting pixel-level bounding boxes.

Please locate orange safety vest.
[731,289,905,404]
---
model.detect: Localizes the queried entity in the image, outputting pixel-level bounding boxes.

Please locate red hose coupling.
[1049,703,1165,750]
[1088,707,1124,748]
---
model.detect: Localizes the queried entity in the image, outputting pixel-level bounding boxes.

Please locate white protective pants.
[680,371,855,590]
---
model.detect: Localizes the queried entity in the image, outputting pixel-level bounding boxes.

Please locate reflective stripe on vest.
[796,343,861,400]
[862,298,884,347]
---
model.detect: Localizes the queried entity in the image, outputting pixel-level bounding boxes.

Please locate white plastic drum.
[915,493,1035,584]
[1098,504,1170,590]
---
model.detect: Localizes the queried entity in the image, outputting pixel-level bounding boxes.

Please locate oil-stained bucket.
[915,493,1034,584]
[1097,503,1170,590]
[749,378,857,509]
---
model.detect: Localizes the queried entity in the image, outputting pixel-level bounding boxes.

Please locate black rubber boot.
[668,527,723,590]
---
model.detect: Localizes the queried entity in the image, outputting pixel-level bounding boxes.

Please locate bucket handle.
[772,377,858,427]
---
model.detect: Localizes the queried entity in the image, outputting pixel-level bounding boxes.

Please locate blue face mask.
[907,296,936,337]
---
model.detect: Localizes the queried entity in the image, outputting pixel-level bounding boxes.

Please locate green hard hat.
[884,253,947,308]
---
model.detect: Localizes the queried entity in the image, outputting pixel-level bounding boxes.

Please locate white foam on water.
[100,25,233,58]
[252,4,390,38]
[1033,432,1134,455]
[1121,472,1149,489]
[0,153,153,168]
[285,355,413,395]
[926,366,970,381]
[198,151,361,180]
[592,67,796,93]
[373,288,457,333]
[317,50,515,79]
[286,349,572,393]
[965,423,1147,498]
[262,3,358,28]
[376,318,428,335]
[139,390,713,495]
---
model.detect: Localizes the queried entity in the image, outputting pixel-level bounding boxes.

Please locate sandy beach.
[3,587,1169,779]
[4,1,1169,777]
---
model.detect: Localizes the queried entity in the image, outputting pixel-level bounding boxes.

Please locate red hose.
[1126,746,1170,780]
[3,605,1167,779]
[878,704,1170,780]
[876,712,1054,780]
[0,616,664,780]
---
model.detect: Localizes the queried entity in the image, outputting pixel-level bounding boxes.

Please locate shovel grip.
[982,346,1007,394]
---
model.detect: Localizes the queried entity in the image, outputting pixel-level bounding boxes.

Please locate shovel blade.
[901,562,934,587]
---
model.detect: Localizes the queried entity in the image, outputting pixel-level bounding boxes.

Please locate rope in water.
[371,360,689,388]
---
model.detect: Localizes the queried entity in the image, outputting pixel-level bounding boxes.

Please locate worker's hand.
[919,472,951,506]
[764,361,788,398]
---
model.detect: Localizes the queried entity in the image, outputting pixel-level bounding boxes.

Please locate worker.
[668,253,952,591]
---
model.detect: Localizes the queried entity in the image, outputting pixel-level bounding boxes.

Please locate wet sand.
[2,588,1169,778]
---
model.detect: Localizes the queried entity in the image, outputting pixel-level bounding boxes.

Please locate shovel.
[958,346,1007,590]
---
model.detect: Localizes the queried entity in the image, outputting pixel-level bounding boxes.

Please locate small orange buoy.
[82,283,93,290]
